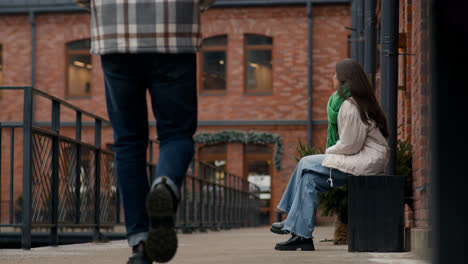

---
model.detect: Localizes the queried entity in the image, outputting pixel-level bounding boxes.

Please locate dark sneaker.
[127,242,152,264]
[145,176,178,263]
[275,235,315,251]
[270,220,289,235]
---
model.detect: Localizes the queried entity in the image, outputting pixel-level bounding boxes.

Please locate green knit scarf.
[326,85,351,148]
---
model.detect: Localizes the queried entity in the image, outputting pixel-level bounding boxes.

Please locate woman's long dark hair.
[335,58,389,138]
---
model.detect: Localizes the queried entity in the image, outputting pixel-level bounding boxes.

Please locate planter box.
[348,175,404,252]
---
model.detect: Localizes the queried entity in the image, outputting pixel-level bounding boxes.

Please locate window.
[199,144,227,184]
[244,34,273,94]
[245,144,273,225]
[199,35,227,94]
[66,39,92,97]
[199,144,227,170]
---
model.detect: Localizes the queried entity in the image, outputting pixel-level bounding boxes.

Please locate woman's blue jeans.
[277,154,351,239]
[101,53,197,247]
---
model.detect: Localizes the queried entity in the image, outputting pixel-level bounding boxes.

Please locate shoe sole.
[274,245,315,251]
[270,226,289,235]
[145,180,178,263]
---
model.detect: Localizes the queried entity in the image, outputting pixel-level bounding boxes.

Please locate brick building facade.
[0,1,351,225]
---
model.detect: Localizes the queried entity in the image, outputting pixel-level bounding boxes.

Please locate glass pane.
[202,51,226,91]
[246,50,272,91]
[68,54,92,96]
[247,160,271,225]
[203,35,227,47]
[245,34,272,46]
[67,39,91,50]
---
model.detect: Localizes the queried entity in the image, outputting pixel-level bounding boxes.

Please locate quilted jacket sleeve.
[325,101,368,155]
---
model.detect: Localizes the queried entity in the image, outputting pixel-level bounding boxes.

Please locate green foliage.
[397,136,413,198]
[194,130,283,170]
[295,137,322,162]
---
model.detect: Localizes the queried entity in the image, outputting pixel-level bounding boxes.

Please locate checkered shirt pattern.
[89,0,216,54]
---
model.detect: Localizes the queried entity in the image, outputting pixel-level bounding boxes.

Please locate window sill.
[243,92,273,96]
[65,95,92,100]
[199,92,227,96]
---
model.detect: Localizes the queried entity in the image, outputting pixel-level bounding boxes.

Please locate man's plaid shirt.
[89,0,216,54]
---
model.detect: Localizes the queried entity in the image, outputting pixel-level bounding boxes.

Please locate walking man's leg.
[101,54,152,264]
[144,52,198,263]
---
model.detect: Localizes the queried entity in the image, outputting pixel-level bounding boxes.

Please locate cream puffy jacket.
[322,99,390,176]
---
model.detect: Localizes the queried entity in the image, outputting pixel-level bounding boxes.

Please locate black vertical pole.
[364,0,377,89]
[307,1,313,148]
[22,86,33,249]
[356,0,365,66]
[198,164,204,231]
[75,112,82,224]
[50,100,60,246]
[93,119,102,240]
[351,0,358,61]
[9,128,14,225]
[380,0,398,176]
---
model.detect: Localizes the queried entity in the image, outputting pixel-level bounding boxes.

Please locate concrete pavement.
[0,226,429,264]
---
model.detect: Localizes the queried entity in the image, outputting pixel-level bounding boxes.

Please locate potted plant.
[296,134,414,245]
[397,135,413,209]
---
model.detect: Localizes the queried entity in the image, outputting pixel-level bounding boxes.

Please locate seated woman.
[271,58,390,251]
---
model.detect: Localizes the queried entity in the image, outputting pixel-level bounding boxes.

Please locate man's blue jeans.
[101,53,197,247]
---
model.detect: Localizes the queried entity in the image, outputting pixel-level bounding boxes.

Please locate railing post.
[198,163,204,231]
[50,100,60,246]
[93,119,102,240]
[223,172,228,229]
[22,86,33,249]
[75,112,82,224]
[210,167,217,229]
[9,128,14,225]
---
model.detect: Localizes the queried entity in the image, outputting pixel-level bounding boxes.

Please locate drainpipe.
[307,1,313,148]
[364,0,376,89]
[380,0,399,175]
[29,11,36,87]
[351,0,358,61]
[356,0,365,66]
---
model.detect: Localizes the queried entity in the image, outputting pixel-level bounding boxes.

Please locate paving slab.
[0,226,429,264]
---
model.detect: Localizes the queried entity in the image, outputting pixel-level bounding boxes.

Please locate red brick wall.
[409,0,431,229]
[0,4,350,225]
[397,0,431,229]
[200,5,350,121]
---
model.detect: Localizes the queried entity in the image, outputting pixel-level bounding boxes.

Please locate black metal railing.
[0,86,261,249]
[176,160,261,232]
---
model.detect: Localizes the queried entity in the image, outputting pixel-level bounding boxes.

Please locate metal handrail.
[0,86,261,249]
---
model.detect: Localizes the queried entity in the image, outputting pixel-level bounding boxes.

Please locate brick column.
[226,143,245,178]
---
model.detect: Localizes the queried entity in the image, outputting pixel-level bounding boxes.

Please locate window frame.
[198,144,228,170]
[243,34,274,95]
[65,42,92,99]
[198,35,228,95]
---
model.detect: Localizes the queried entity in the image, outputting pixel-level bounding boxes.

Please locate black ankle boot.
[270,220,289,235]
[127,241,152,264]
[275,235,315,251]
